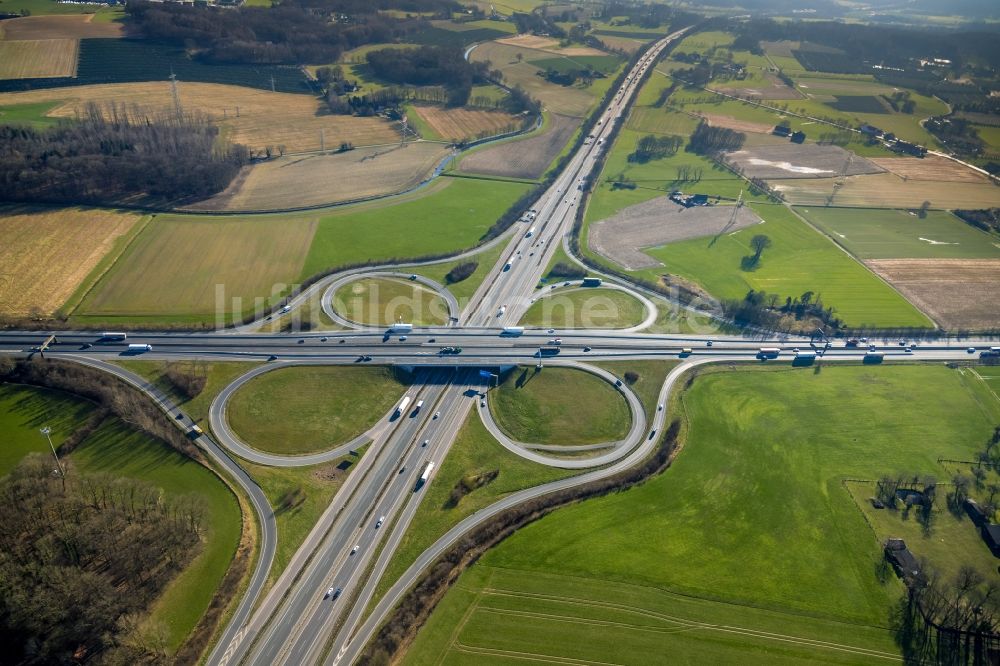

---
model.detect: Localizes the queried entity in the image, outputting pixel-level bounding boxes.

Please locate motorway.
[1,25,996,666]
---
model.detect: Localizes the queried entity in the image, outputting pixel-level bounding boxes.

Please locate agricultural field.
[0,40,78,79]
[408,365,999,665]
[410,20,513,48]
[644,204,933,328]
[0,100,63,127]
[469,41,603,117]
[73,177,526,326]
[721,143,885,180]
[408,104,521,142]
[866,259,1000,330]
[490,366,631,446]
[332,277,450,326]
[0,81,400,153]
[0,13,124,40]
[519,287,647,329]
[0,206,144,318]
[0,382,242,654]
[0,39,312,94]
[771,172,1000,209]
[496,33,606,57]
[796,207,1000,260]
[869,155,993,183]
[227,366,408,455]
[300,177,529,278]
[190,142,452,212]
[77,214,318,322]
[457,112,578,179]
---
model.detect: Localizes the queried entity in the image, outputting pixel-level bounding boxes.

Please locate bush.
[623,371,640,384]
[445,261,478,284]
[164,362,208,400]
[548,262,586,279]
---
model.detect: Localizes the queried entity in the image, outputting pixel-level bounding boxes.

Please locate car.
[339,338,346,343]
[399,336,408,341]
[433,411,440,419]
[298,339,305,344]
[898,340,908,346]
[375,516,385,528]
[657,404,663,411]
[529,252,534,256]
[905,347,913,353]
[409,274,417,280]
[428,338,436,343]
[706,340,713,347]
[481,400,486,407]
[547,329,555,334]
[365,355,373,361]
[422,439,429,447]
[351,545,359,555]
[332,587,342,600]
[549,338,562,345]
[326,587,335,598]
[80,343,92,350]
[398,466,406,474]
[583,346,592,352]
[615,379,622,387]
[321,337,328,342]
[268,355,278,361]
[280,305,291,314]
[968,347,977,353]
[792,348,799,353]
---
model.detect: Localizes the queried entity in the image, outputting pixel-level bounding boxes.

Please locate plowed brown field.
[410,105,520,142]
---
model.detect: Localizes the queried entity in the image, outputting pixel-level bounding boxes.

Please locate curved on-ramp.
[526,281,659,333]
[208,360,409,467]
[321,272,460,330]
[477,360,647,469]
[55,355,277,666]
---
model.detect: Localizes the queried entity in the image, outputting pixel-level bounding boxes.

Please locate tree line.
[722,288,842,332]
[126,0,456,65]
[0,454,203,664]
[0,103,248,206]
[366,45,492,107]
[687,122,745,155]
[629,134,683,163]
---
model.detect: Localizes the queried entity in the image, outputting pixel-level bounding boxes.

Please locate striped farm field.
[0,206,144,317]
[0,40,78,79]
[409,104,521,142]
[0,82,400,153]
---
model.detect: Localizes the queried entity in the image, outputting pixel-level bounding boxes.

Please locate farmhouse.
[669,191,710,207]
[860,124,882,137]
[982,524,1000,558]
[884,538,924,584]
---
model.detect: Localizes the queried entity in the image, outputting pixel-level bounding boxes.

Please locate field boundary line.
[63,212,154,318]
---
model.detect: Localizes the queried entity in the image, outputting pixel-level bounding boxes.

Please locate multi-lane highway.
[1,24,995,666]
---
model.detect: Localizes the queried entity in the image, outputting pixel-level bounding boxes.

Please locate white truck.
[127,343,152,353]
[758,347,780,358]
[101,331,127,341]
[393,396,411,418]
[414,461,435,491]
[389,322,413,333]
[501,326,524,336]
[413,399,424,415]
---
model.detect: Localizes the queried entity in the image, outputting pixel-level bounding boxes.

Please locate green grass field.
[333,277,449,326]
[76,177,527,325]
[519,287,647,329]
[227,366,407,455]
[0,382,94,474]
[300,177,529,278]
[410,243,505,303]
[407,364,1000,664]
[0,101,64,129]
[796,207,1000,260]
[71,419,241,652]
[644,204,933,328]
[490,366,631,445]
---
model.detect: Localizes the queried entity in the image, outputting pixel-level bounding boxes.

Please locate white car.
[375,516,385,528]
[351,545,359,555]
[433,411,441,419]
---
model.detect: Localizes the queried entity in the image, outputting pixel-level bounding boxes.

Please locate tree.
[750,234,772,258]
[917,200,931,219]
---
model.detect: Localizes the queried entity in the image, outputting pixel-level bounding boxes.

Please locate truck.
[101,332,127,341]
[413,399,424,415]
[414,461,435,491]
[795,350,817,359]
[525,227,536,238]
[581,277,602,287]
[389,322,413,333]
[864,351,885,363]
[501,326,524,336]
[393,396,411,418]
[127,343,152,353]
[757,347,781,358]
[536,347,561,357]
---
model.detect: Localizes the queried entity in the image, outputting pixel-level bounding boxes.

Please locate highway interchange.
[0,25,996,666]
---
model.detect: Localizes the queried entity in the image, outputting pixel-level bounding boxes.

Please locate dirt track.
[589,198,763,270]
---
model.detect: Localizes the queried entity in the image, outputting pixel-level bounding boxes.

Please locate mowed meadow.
[72,177,528,323]
[406,365,1000,665]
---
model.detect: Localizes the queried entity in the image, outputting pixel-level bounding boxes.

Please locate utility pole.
[271,75,276,93]
[169,71,183,121]
[40,426,65,488]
